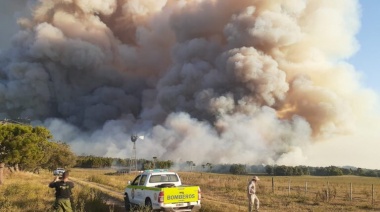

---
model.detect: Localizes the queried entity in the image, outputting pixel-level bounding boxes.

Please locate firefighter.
[247,176,260,212]
[49,171,75,212]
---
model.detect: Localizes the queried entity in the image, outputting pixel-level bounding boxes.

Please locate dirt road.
[70,177,126,211]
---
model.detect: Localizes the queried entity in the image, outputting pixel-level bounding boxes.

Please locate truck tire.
[145,198,153,211]
[124,193,131,211]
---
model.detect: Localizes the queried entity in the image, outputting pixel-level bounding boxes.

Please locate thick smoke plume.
[1,0,379,168]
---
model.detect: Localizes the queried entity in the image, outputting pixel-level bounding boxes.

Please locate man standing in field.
[49,171,75,212]
[247,176,260,212]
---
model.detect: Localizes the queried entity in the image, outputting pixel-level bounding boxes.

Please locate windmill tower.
[129,135,144,172]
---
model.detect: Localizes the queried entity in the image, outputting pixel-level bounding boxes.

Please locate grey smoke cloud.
[0,0,379,168]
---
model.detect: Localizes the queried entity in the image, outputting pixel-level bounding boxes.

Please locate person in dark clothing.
[49,171,75,212]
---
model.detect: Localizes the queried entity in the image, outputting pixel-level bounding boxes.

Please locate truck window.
[149,174,179,183]
[166,174,179,182]
[131,175,141,186]
[149,175,161,183]
[139,175,147,186]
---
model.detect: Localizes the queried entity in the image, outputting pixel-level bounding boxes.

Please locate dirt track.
[70,177,126,211]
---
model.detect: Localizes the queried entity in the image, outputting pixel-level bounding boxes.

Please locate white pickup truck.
[124,169,201,212]
[53,168,65,176]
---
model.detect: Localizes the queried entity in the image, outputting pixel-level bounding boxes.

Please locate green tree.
[364,170,378,177]
[229,164,247,175]
[19,127,53,172]
[44,141,77,171]
[142,160,154,170]
[275,165,288,176]
[0,125,52,171]
[265,165,274,175]
[327,166,343,176]
[0,124,54,184]
[342,168,352,175]
[286,167,294,176]
[300,166,310,175]
[293,166,303,176]
[156,160,173,169]
[356,168,364,176]
[0,123,31,172]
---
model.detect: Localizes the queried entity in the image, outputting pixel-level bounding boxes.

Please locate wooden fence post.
[305,181,308,195]
[272,177,274,194]
[350,183,352,201]
[288,180,290,196]
[326,181,329,202]
[372,184,374,206]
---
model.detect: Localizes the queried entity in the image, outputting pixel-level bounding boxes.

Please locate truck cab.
[124,169,201,211]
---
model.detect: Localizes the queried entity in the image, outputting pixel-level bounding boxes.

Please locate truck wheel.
[124,193,131,211]
[145,198,153,211]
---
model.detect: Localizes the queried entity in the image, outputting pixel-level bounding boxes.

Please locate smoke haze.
[1,0,379,169]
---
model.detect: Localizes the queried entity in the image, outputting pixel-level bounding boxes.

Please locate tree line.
[75,155,174,170]
[228,164,380,177]
[74,157,380,178]
[264,165,380,177]
[0,122,76,184]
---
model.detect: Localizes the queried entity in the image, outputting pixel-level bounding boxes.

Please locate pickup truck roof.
[130,169,182,187]
[142,169,170,173]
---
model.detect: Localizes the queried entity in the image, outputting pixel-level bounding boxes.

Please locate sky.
[0,0,380,170]
[349,0,380,95]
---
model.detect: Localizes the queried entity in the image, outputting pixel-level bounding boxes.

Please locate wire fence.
[261,177,379,206]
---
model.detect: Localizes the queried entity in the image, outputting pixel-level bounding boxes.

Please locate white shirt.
[247,180,256,195]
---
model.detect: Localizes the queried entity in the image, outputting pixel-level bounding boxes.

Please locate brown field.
[1,168,380,211]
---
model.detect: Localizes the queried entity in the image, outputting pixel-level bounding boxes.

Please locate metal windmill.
[129,134,144,172]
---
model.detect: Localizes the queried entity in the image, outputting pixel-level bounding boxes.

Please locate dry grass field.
[0,168,124,212]
[1,168,380,211]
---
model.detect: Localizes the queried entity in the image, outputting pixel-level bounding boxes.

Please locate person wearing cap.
[49,171,75,212]
[247,176,260,212]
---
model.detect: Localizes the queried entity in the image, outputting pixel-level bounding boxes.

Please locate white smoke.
[1,0,379,169]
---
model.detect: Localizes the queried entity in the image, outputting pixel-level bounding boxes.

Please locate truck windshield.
[139,175,147,185]
[149,174,179,183]
[131,175,141,185]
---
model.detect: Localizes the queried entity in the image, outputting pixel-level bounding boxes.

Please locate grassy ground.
[0,168,121,212]
[1,168,380,211]
[71,169,380,211]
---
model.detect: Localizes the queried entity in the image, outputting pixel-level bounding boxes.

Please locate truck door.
[135,174,148,204]
[129,175,141,205]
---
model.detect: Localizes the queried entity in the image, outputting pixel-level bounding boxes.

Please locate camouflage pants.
[53,198,73,212]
